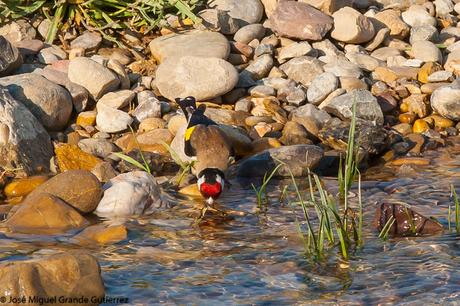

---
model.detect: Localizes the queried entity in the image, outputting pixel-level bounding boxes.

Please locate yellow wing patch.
[184,126,196,141]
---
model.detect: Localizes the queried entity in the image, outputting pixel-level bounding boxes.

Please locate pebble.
[78,138,116,159]
[402,5,437,27]
[76,111,97,127]
[280,56,324,86]
[68,57,120,100]
[70,31,102,51]
[98,89,135,109]
[96,103,133,133]
[374,9,410,39]
[0,36,22,76]
[132,91,162,121]
[54,143,102,172]
[431,85,460,120]
[37,45,67,64]
[234,24,265,44]
[331,7,375,44]
[4,176,49,198]
[411,40,442,63]
[277,41,313,63]
[307,72,338,105]
[269,1,333,41]
[211,0,264,25]
[197,9,239,35]
[413,119,430,133]
[427,70,453,82]
[156,56,238,101]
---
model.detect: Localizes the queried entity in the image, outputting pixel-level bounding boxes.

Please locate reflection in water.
[4,141,460,305]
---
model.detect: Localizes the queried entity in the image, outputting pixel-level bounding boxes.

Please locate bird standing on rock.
[176,96,233,217]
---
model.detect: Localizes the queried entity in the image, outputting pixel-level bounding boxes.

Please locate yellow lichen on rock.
[4,175,49,198]
[55,143,102,171]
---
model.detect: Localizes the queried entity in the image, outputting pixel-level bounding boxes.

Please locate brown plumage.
[189,124,231,175]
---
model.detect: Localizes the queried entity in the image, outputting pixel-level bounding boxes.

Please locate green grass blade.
[113,152,149,173]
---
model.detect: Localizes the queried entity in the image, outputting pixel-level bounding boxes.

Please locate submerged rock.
[74,224,127,245]
[95,171,166,216]
[0,252,104,305]
[236,144,324,177]
[0,86,53,174]
[373,202,443,237]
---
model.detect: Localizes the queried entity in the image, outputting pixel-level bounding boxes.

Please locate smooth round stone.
[402,5,436,27]
[96,104,133,133]
[4,176,49,198]
[149,31,230,63]
[234,24,265,44]
[210,0,264,25]
[410,25,438,44]
[97,90,135,109]
[411,40,442,63]
[431,85,460,120]
[156,56,238,101]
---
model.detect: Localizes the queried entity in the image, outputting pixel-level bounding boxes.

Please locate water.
[3,140,460,305]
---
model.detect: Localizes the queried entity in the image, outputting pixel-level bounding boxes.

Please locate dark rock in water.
[0,35,22,77]
[236,144,323,177]
[318,119,391,156]
[0,86,53,175]
[373,202,443,237]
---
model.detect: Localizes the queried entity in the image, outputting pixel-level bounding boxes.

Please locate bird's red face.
[197,170,224,200]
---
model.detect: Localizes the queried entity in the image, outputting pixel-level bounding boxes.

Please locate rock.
[418,62,442,83]
[125,129,173,153]
[340,76,368,91]
[0,36,22,76]
[6,193,87,234]
[279,85,307,106]
[138,118,166,131]
[234,24,265,44]
[30,169,102,214]
[95,171,165,216]
[431,85,460,120]
[373,9,410,39]
[70,31,102,51]
[75,224,127,245]
[321,89,384,124]
[241,54,273,80]
[435,0,454,16]
[210,0,264,25]
[107,58,130,90]
[0,73,72,130]
[55,143,102,172]
[249,85,276,97]
[373,202,443,237]
[331,7,375,44]
[149,31,230,63]
[402,5,437,27]
[371,47,401,61]
[365,28,390,51]
[444,49,460,75]
[0,252,104,303]
[197,9,240,34]
[413,119,430,133]
[132,91,162,122]
[96,103,133,133]
[323,57,363,78]
[91,161,118,183]
[280,56,323,86]
[41,66,89,113]
[345,52,383,72]
[98,90,135,109]
[77,111,97,127]
[78,138,116,159]
[156,56,238,101]
[278,41,314,62]
[236,144,324,177]
[68,57,120,100]
[269,1,333,41]
[410,25,438,44]
[204,107,240,125]
[179,184,202,197]
[0,86,53,174]
[15,39,44,55]
[373,66,419,83]
[307,72,338,105]
[37,45,67,64]
[291,103,331,137]
[0,20,36,43]
[280,121,313,145]
[428,70,453,82]
[4,176,48,198]
[411,40,442,63]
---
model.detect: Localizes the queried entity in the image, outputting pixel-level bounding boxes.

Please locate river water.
[2,139,460,305]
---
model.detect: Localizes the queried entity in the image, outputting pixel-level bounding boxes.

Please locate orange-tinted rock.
[75,224,127,245]
[5,193,88,234]
[4,175,48,198]
[387,157,430,166]
[412,119,430,133]
[251,137,282,154]
[55,143,102,171]
[76,111,97,127]
[179,184,202,197]
[399,113,416,124]
[418,62,442,84]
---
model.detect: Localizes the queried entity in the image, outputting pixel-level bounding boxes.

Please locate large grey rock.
[0,36,22,76]
[307,72,338,105]
[68,57,120,100]
[320,89,384,124]
[0,86,52,174]
[95,171,165,216]
[279,56,324,86]
[269,1,333,41]
[209,0,264,25]
[431,85,460,120]
[331,7,375,44]
[156,56,238,101]
[0,73,72,130]
[149,31,230,63]
[236,144,324,177]
[410,25,438,44]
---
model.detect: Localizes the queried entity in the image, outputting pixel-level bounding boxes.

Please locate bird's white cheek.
[216,174,224,189]
[197,176,205,190]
